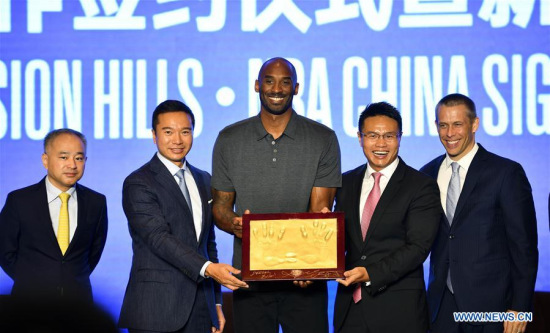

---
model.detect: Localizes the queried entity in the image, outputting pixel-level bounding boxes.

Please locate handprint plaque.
[242,212,345,281]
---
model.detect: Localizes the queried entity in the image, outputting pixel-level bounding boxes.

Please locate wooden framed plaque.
[241,212,345,281]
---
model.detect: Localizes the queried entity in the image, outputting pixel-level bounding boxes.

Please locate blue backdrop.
[1,0,549,329]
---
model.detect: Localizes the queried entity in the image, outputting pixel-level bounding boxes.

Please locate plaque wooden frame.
[241,212,345,281]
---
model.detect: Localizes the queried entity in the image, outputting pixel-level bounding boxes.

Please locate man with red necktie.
[333,102,442,333]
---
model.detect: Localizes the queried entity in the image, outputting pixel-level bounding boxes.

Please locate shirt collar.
[253,110,298,141]
[366,157,400,179]
[156,152,188,176]
[444,143,478,172]
[45,176,76,204]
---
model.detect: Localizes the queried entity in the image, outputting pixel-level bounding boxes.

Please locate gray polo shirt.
[212,110,341,268]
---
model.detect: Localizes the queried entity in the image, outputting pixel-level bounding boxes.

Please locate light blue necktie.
[446,162,460,293]
[175,169,192,213]
[446,162,460,224]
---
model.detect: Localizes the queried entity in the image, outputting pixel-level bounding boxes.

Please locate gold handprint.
[251,222,294,267]
[300,220,334,264]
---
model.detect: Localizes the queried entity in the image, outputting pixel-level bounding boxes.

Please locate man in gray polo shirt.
[212,57,341,333]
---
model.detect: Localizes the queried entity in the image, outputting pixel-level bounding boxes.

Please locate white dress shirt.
[46,177,78,242]
[359,158,400,222]
[358,157,400,286]
[437,143,479,216]
[156,152,211,277]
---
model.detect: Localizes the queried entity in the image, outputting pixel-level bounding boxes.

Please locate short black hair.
[435,93,477,122]
[152,100,195,131]
[43,129,87,153]
[358,102,402,133]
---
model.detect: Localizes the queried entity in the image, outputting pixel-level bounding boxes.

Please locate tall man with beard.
[211,57,341,333]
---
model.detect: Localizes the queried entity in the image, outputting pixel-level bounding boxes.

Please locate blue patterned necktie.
[446,162,460,293]
[175,169,192,213]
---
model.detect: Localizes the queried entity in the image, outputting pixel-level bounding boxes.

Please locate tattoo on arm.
[212,188,238,234]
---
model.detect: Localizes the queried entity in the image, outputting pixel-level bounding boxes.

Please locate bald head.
[258,57,297,87]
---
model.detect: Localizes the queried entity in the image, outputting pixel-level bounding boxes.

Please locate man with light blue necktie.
[119,100,248,333]
[421,93,538,333]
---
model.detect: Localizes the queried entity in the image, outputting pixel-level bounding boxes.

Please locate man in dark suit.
[334,102,441,333]
[118,100,248,333]
[421,93,538,333]
[0,129,108,301]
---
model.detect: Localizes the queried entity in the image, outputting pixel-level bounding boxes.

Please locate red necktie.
[353,172,382,303]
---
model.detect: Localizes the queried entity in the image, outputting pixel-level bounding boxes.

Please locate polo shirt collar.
[253,110,298,141]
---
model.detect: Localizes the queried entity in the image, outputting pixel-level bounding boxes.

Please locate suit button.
[361,255,366,260]
[449,234,455,239]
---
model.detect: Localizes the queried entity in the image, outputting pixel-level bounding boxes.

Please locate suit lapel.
[35,178,65,256]
[427,155,445,179]
[66,184,87,255]
[35,177,62,255]
[426,155,452,232]
[150,155,194,218]
[363,160,406,248]
[348,165,367,252]
[188,164,207,243]
[452,145,488,227]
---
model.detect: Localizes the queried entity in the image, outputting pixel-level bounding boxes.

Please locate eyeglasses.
[359,132,401,142]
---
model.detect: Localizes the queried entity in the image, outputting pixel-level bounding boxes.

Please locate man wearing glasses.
[333,102,442,333]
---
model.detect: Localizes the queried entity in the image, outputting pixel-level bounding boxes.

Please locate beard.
[259,93,293,116]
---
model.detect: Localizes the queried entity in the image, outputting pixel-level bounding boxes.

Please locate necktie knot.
[372,172,382,183]
[175,169,185,183]
[59,192,70,203]
[451,162,459,174]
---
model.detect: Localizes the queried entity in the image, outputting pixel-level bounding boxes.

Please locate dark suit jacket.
[118,155,221,332]
[333,158,441,333]
[0,178,108,300]
[421,144,538,322]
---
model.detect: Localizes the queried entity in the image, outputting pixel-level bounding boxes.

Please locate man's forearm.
[309,187,337,212]
[212,188,238,234]
[213,203,238,234]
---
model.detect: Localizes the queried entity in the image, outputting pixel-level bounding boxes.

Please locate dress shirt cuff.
[200,261,212,278]
[365,281,371,287]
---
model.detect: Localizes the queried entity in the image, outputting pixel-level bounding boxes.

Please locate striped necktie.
[446,162,460,224]
[176,169,193,213]
[446,162,460,293]
[353,172,382,303]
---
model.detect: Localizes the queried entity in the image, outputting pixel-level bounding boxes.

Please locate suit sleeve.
[0,193,19,279]
[122,177,208,283]
[501,163,538,311]
[206,219,222,304]
[366,180,442,294]
[89,194,108,272]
